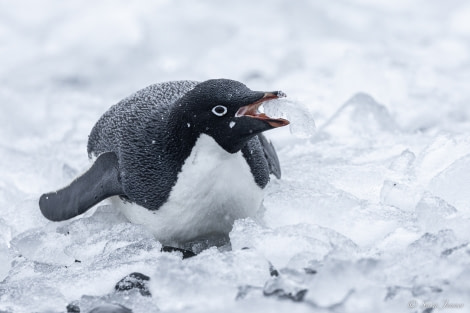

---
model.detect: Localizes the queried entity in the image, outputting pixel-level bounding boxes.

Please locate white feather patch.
[113,134,263,245]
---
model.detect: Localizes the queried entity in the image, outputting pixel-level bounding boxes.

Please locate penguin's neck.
[163,106,200,166]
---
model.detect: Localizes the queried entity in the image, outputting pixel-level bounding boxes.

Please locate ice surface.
[1,0,470,312]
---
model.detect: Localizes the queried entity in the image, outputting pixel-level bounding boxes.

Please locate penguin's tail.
[39,152,124,221]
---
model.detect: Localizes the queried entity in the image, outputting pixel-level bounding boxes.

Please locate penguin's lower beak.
[235,92,290,128]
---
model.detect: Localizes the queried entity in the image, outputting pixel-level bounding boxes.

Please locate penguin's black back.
[88,80,199,156]
[87,80,279,211]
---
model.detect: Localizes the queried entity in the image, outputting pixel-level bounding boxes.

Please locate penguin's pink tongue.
[235,92,290,128]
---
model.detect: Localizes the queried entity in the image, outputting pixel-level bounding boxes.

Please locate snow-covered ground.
[1,0,470,312]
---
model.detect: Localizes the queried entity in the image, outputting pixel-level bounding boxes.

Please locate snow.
[1,0,470,312]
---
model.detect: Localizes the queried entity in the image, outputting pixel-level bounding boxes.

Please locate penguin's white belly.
[112,134,264,245]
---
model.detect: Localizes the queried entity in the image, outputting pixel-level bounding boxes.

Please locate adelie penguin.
[39,79,289,245]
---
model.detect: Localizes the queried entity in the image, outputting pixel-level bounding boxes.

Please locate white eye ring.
[212,105,228,117]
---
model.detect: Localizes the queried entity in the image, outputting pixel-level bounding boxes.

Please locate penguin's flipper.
[257,134,281,179]
[39,152,124,221]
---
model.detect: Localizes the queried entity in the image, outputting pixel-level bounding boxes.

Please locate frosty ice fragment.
[262,98,316,138]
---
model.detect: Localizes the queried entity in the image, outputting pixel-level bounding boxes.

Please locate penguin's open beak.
[235,92,290,128]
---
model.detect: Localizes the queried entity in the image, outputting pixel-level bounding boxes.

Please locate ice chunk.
[2,198,49,236]
[0,244,11,282]
[262,98,316,138]
[379,150,419,211]
[428,154,470,214]
[415,134,470,185]
[76,291,158,313]
[0,282,66,313]
[408,229,458,256]
[303,259,362,308]
[376,227,422,253]
[148,248,270,311]
[262,175,361,230]
[389,149,416,174]
[263,274,308,302]
[10,229,75,266]
[89,304,132,313]
[320,93,398,143]
[416,193,458,233]
[64,225,160,267]
[230,219,358,269]
[52,205,159,265]
[380,180,420,211]
[0,225,12,281]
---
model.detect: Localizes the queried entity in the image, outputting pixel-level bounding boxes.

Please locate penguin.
[39,79,289,245]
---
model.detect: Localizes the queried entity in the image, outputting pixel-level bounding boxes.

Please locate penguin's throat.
[163,115,199,163]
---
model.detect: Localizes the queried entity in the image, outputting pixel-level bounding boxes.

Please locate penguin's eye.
[212,105,227,117]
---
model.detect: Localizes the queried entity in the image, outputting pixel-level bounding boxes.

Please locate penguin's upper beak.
[235,91,290,128]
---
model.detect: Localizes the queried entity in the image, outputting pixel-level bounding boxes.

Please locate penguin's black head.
[178,79,289,153]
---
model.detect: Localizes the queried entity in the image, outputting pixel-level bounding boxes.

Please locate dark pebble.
[115,272,151,297]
